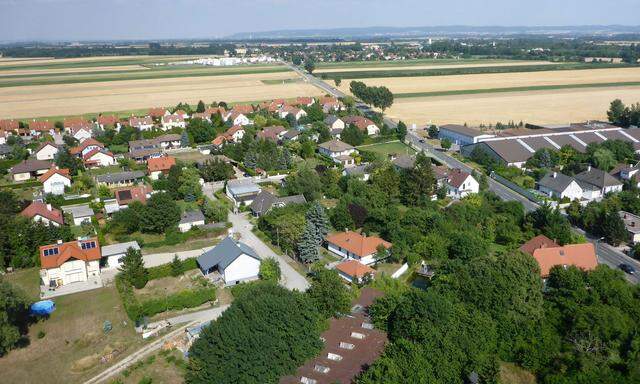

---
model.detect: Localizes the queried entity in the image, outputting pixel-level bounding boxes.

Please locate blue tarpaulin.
[30,300,55,316]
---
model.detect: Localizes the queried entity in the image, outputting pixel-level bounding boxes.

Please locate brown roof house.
[39,238,101,288]
[10,159,52,181]
[39,167,72,195]
[519,235,597,278]
[21,201,64,227]
[343,116,379,136]
[147,156,176,180]
[325,231,392,266]
[335,260,376,284]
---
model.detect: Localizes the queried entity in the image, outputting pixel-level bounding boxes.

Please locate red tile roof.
[325,231,391,258]
[532,243,597,277]
[336,260,376,279]
[38,167,71,183]
[0,119,19,131]
[40,238,101,269]
[212,135,227,147]
[83,148,114,162]
[69,138,104,155]
[148,107,167,118]
[147,156,176,172]
[446,169,472,188]
[231,104,254,115]
[343,116,377,131]
[28,120,54,132]
[519,235,559,256]
[97,115,119,126]
[20,201,64,225]
[115,185,152,205]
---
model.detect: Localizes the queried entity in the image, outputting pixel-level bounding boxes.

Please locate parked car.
[619,263,636,275]
[418,139,425,143]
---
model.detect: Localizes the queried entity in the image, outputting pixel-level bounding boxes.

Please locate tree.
[591,148,616,171]
[297,221,319,264]
[305,202,330,245]
[292,55,302,66]
[373,86,394,113]
[396,121,407,141]
[341,123,365,146]
[187,118,215,143]
[428,125,438,139]
[334,78,342,87]
[55,146,84,176]
[199,158,233,182]
[400,152,436,206]
[304,56,316,74]
[196,100,206,113]
[525,204,573,245]
[440,137,452,150]
[259,258,281,283]
[600,210,628,245]
[203,199,228,223]
[166,165,183,199]
[607,99,628,127]
[170,254,183,277]
[283,166,323,201]
[139,192,181,233]
[307,268,351,318]
[186,283,322,384]
[0,279,30,356]
[178,167,203,201]
[181,131,190,148]
[119,247,148,289]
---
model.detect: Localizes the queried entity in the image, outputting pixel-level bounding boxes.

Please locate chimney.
[46,203,52,211]
[56,239,63,244]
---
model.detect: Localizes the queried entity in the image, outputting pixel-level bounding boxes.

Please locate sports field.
[0,56,319,119]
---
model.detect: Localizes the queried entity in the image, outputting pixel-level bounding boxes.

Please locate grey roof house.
[225,179,261,207]
[575,166,624,194]
[197,237,261,285]
[96,170,146,186]
[101,241,140,269]
[249,190,306,217]
[537,171,584,201]
[178,210,206,232]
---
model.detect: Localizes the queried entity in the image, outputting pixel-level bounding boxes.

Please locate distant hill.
[227,25,640,40]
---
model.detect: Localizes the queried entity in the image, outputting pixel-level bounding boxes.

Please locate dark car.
[619,263,636,275]
[418,139,425,143]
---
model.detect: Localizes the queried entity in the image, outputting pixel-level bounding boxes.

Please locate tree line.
[349,81,394,113]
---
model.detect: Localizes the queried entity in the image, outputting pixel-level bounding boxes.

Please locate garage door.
[66,272,83,283]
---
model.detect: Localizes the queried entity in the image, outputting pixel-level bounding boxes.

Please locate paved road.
[229,212,310,291]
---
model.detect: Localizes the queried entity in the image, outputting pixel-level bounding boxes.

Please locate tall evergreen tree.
[305,202,329,245]
[119,247,148,289]
[196,100,206,113]
[298,221,319,263]
[180,131,190,147]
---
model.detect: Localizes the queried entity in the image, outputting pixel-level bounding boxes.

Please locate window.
[361,322,374,330]
[43,248,59,257]
[339,342,355,350]
[351,332,366,339]
[327,353,342,361]
[314,365,330,374]
[300,377,316,384]
[81,241,96,250]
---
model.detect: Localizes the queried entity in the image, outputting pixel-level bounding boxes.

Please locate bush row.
[147,258,198,281]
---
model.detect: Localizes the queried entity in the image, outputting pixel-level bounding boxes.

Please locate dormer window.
[361,322,374,330]
[351,332,366,339]
[327,353,342,361]
[314,364,330,374]
[300,377,316,384]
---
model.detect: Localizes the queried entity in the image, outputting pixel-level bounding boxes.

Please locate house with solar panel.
[39,238,101,288]
[197,237,261,285]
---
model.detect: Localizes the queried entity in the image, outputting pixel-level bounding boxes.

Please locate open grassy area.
[3,267,40,300]
[114,348,186,384]
[499,362,537,384]
[357,141,416,157]
[0,284,147,384]
[134,269,204,301]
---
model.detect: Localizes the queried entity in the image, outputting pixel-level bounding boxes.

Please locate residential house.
[322,100,343,113]
[257,126,286,142]
[96,170,146,187]
[212,125,245,147]
[433,167,480,198]
[64,118,93,142]
[101,241,140,269]
[574,166,623,200]
[20,201,64,226]
[226,112,250,126]
[280,288,387,384]
[325,231,392,265]
[115,185,153,207]
[191,112,211,122]
[249,191,306,217]
[28,120,55,136]
[438,124,495,146]
[161,114,186,130]
[129,116,154,131]
[0,131,9,145]
[343,164,371,181]
[155,134,182,149]
[0,119,19,133]
[318,139,357,167]
[619,211,640,243]
[96,115,120,130]
[62,204,95,226]
[537,171,584,201]
[147,156,176,180]
[226,179,261,207]
[325,115,345,131]
[279,105,307,121]
[519,235,597,278]
[197,236,261,285]
[70,137,104,158]
[610,163,640,188]
[39,238,101,288]
[148,107,168,119]
[173,110,190,119]
[35,142,59,161]
[296,96,315,107]
[178,210,206,232]
[230,104,254,115]
[10,159,52,181]
[343,116,379,136]
[282,129,301,141]
[39,167,72,195]
[335,260,376,284]
[83,148,115,168]
[127,134,181,162]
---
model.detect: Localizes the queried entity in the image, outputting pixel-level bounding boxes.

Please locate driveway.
[229,212,310,291]
[142,246,218,268]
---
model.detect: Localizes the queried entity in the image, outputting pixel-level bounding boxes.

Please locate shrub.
[37,330,46,339]
[147,258,197,280]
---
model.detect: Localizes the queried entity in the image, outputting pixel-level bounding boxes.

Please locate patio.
[40,275,103,299]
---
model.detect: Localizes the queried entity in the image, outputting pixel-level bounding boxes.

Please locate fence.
[490,171,542,205]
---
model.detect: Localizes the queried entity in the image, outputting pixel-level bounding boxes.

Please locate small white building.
[575,166,623,198]
[436,168,480,199]
[100,241,140,269]
[226,112,251,126]
[537,172,584,201]
[72,128,93,143]
[197,237,261,285]
[39,167,72,195]
[35,142,59,161]
[161,114,186,130]
[318,139,357,167]
[324,115,345,131]
[83,149,115,168]
[178,210,206,233]
[129,116,154,131]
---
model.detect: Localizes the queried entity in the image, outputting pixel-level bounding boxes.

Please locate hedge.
[147,258,198,280]
[116,274,216,321]
[0,180,42,189]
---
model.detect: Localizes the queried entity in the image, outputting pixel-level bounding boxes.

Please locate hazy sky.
[1,0,639,41]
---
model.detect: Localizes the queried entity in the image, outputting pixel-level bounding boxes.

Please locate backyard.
[357,140,416,159]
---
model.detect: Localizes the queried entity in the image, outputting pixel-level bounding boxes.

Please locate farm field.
[335,67,640,96]
[0,69,319,119]
[316,59,557,73]
[386,86,640,126]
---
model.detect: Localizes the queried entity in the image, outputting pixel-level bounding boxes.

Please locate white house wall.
[222,254,260,285]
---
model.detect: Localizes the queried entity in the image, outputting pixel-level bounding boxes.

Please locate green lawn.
[0,284,147,384]
[3,268,40,300]
[357,141,416,158]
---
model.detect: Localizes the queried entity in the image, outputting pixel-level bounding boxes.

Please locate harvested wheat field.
[0,65,151,77]
[336,67,640,95]
[317,60,556,73]
[386,86,640,126]
[0,71,319,118]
